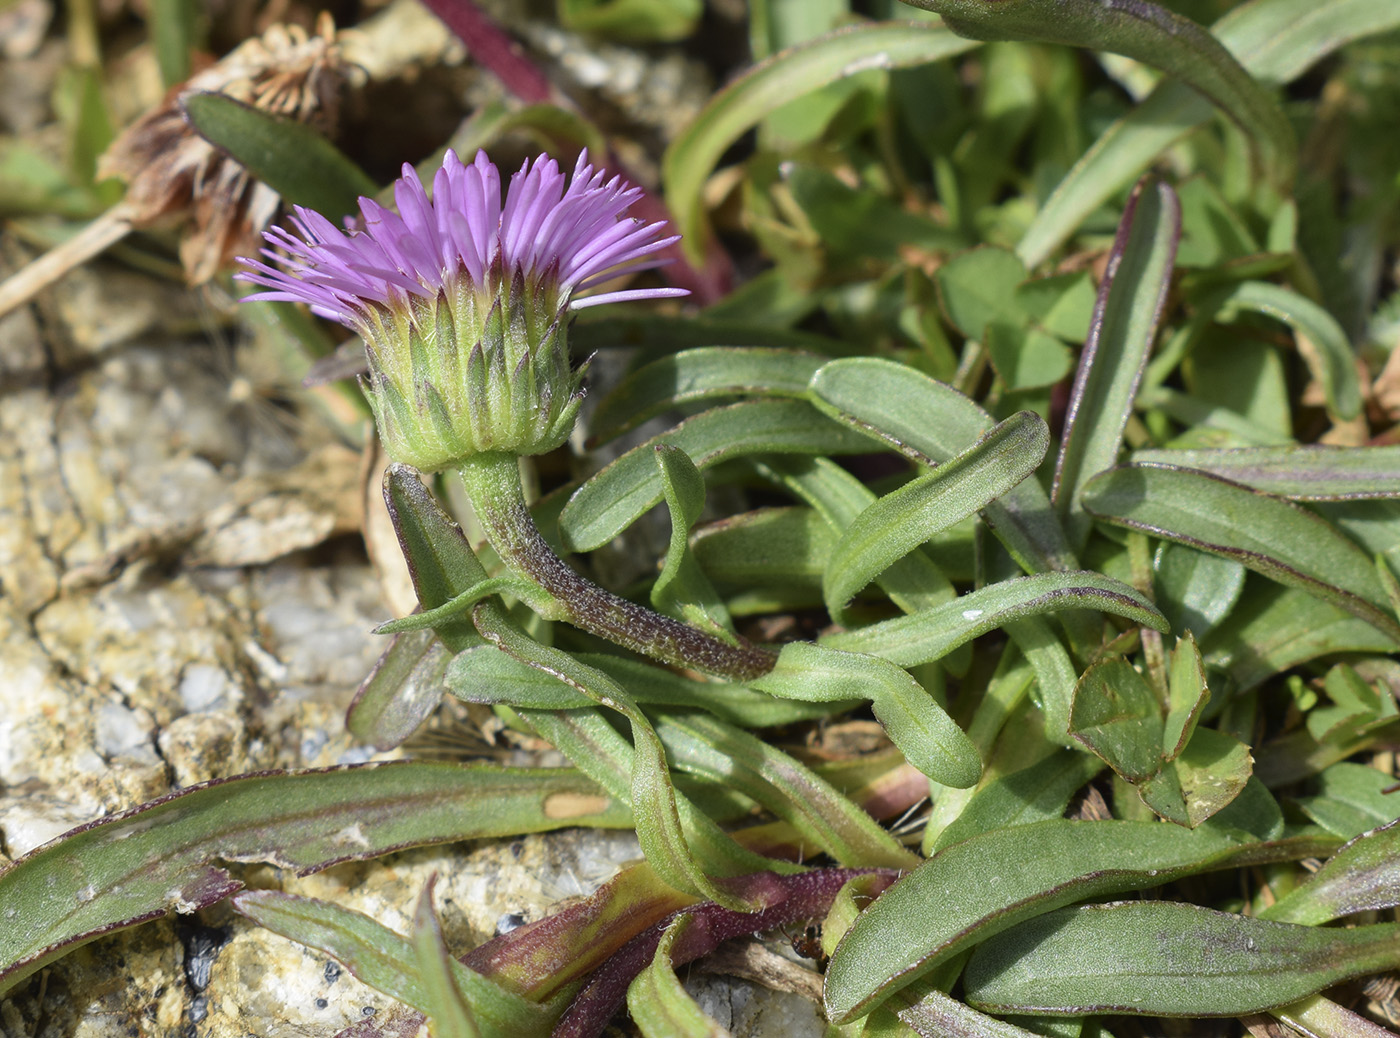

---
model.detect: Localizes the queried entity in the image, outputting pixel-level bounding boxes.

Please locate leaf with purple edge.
[1261,819,1400,926]
[962,902,1400,1017]
[822,819,1255,1023]
[1125,442,1400,498]
[1053,176,1180,552]
[1080,463,1400,643]
[0,762,630,998]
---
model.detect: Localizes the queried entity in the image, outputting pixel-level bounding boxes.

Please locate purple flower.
[237,149,686,325]
[236,150,688,467]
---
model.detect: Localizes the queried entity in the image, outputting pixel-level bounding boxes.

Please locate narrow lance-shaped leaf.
[413,878,483,1038]
[822,571,1167,668]
[663,21,980,261]
[589,348,826,444]
[900,0,1296,187]
[655,711,921,870]
[755,455,958,613]
[825,411,1049,621]
[233,890,568,1038]
[1131,445,1400,500]
[1053,177,1180,551]
[806,357,1077,573]
[1081,464,1400,642]
[180,92,378,218]
[626,914,731,1038]
[559,399,876,552]
[651,444,736,641]
[445,645,844,727]
[471,606,799,911]
[0,762,630,997]
[750,642,982,789]
[1262,819,1400,926]
[1210,280,1362,421]
[962,901,1400,1016]
[823,818,1253,1022]
[1016,0,1400,267]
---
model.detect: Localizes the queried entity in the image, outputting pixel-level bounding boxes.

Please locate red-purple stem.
[551,867,899,1038]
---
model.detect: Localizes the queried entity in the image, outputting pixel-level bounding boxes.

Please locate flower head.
[237,149,686,466]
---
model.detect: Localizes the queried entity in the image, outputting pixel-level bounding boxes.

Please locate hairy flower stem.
[457,451,775,682]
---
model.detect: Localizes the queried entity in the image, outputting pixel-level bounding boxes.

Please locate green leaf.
[413,879,483,1038]
[628,914,730,1038]
[935,247,1028,341]
[785,163,965,261]
[1293,762,1400,840]
[931,751,1105,853]
[756,456,958,612]
[179,92,377,218]
[558,0,700,42]
[1210,280,1362,422]
[445,645,844,726]
[823,819,1252,1022]
[1163,633,1209,761]
[690,506,832,612]
[1153,543,1246,639]
[963,901,1400,1016]
[1068,658,1164,783]
[559,400,874,552]
[346,630,454,751]
[588,348,826,443]
[148,0,197,87]
[1263,819,1400,925]
[1016,0,1400,267]
[655,713,919,870]
[651,444,736,641]
[898,989,1048,1038]
[1204,583,1399,692]
[1081,464,1400,642]
[234,890,563,1038]
[663,21,979,261]
[822,571,1166,668]
[1053,177,1180,551]
[1131,446,1400,500]
[751,643,982,789]
[0,762,629,997]
[807,358,1076,573]
[824,411,1049,619]
[1015,272,1097,343]
[901,0,1295,186]
[984,324,1074,391]
[471,609,798,910]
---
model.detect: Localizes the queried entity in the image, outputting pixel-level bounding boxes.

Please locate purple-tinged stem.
[552,867,899,1038]
[457,452,776,681]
